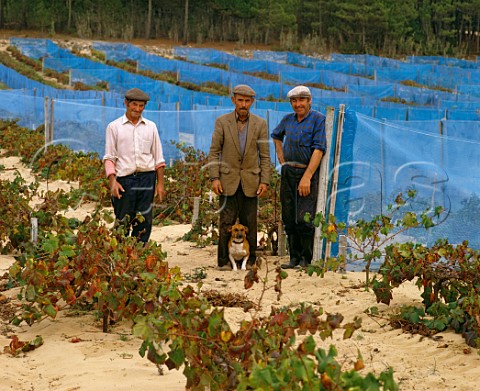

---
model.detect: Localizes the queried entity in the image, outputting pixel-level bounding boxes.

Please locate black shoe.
[296,259,310,269]
[281,259,299,269]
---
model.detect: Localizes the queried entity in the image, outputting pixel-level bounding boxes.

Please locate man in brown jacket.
[208,84,271,270]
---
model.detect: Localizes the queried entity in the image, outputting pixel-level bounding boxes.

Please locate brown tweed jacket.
[207,111,271,197]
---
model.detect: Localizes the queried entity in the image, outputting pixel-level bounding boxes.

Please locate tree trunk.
[145,0,152,40]
[182,0,189,45]
[66,0,72,30]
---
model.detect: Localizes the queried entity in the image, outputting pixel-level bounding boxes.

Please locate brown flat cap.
[232,84,256,97]
[125,88,150,102]
[287,85,311,99]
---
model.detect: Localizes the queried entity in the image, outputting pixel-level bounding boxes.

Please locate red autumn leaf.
[244,269,259,289]
[9,335,25,354]
[145,255,156,271]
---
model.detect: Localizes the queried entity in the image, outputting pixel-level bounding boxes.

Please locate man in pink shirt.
[103,88,166,242]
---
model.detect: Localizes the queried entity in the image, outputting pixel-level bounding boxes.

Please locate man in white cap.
[271,85,327,269]
[103,87,166,243]
[208,84,271,271]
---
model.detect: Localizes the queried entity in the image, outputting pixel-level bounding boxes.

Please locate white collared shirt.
[103,114,165,177]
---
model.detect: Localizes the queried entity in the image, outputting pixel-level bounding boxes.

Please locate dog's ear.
[228,226,233,233]
[244,226,248,234]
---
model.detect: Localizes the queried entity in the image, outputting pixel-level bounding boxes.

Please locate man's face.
[231,94,254,117]
[125,99,146,121]
[290,96,311,118]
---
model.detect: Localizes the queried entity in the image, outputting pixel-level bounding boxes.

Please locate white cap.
[287,85,311,99]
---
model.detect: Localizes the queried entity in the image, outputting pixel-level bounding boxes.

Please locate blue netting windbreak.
[336,111,480,248]
[52,101,123,156]
[407,56,480,69]
[5,38,479,122]
[0,89,44,129]
[173,47,238,64]
[10,38,75,59]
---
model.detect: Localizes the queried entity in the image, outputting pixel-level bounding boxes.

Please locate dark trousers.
[112,171,156,243]
[280,165,319,263]
[217,186,258,267]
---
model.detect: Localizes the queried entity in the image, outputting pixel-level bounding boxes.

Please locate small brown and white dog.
[228,223,250,271]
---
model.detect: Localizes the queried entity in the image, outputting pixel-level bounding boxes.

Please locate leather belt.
[123,171,155,177]
[286,163,307,169]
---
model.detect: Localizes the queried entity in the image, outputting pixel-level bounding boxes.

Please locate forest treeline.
[1,0,479,57]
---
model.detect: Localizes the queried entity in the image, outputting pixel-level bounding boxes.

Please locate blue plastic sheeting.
[337,112,480,248]
[389,120,441,135]
[446,110,480,121]
[375,106,408,121]
[329,53,403,68]
[8,38,480,122]
[346,84,395,99]
[440,99,480,110]
[407,56,480,69]
[391,120,480,141]
[173,47,239,64]
[407,107,446,121]
[10,38,75,59]
[49,102,294,166]
[457,84,480,97]
[44,57,107,72]
[0,90,44,129]
[252,51,288,63]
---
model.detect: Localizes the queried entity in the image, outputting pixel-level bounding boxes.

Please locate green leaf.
[44,304,57,318]
[59,245,76,258]
[25,285,36,301]
[9,262,21,278]
[401,212,418,227]
[293,359,308,379]
[168,348,185,368]
[299,335,316,354]
[249,366,274,388]
[42,236,59,254]
[313,212,325,227]
[208,311,223,335]
[132,316,155,341]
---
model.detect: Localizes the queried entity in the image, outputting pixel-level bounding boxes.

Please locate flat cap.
[125,88,150,102]
[287,85,311,99]
[232,84,256,97]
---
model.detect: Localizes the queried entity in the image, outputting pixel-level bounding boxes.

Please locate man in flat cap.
[103,87,165,242]
[208,84,271,271]
[271,85,327,269]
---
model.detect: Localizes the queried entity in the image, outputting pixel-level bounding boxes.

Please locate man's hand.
[109,175,124,199]
[298,176,311,197]
[211,179,223,196]
[257,183,269,198]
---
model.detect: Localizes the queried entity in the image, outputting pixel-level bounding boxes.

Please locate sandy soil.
[1,153,480,391]
[1,32,480,388]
